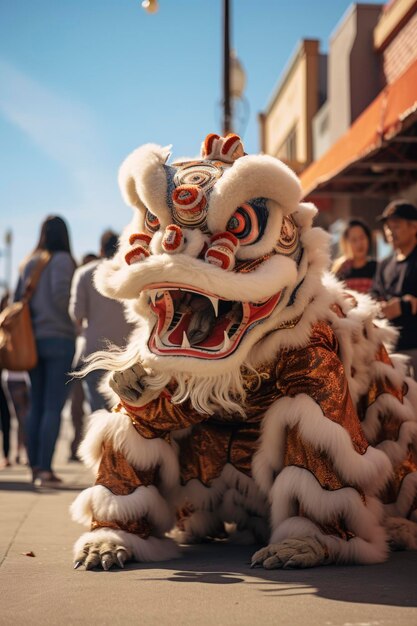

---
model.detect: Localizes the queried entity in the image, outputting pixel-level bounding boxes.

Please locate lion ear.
[118,143,172,217]
[293,202,318,229]
[120,174,140,207]
[118,155,143,208]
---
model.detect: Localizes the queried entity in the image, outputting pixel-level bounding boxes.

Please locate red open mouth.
[145,283,282,359]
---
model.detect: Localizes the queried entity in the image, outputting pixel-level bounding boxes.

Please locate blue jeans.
[84,369,109,412]
[27,337,75,472]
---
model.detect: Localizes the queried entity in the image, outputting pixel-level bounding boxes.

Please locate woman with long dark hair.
[332,218,377,293]
[16,216,76,486]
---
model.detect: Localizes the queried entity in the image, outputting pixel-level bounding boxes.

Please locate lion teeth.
[222,331,231,351]
[149,291,157,306]
[181,332,191,349]
[208,296,219,317]
[154,332,164,350]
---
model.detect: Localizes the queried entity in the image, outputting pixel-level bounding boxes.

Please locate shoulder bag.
[0,251,51,371]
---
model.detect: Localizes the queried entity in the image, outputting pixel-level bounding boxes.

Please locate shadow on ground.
[119,542,417,609]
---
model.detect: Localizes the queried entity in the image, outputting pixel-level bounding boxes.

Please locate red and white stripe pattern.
[205,231,239,271]
[201,133,245,164]
[125,232,153,265]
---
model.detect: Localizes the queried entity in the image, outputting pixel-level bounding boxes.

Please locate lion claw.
[74,540,131,571]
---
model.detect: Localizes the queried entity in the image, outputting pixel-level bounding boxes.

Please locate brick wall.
[383,10,417,83]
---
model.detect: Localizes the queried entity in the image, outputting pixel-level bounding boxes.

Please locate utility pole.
[222,0,232,135]
[4,230,12,293]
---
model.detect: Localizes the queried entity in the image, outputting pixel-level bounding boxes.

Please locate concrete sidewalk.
[1,419,417,626]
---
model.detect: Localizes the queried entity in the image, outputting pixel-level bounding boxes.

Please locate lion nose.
[161,224,185,253]
[171,184,207,228]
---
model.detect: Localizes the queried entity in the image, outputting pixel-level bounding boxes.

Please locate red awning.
[300,58,417,199]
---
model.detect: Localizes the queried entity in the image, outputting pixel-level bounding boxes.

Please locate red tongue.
[167,312,192,345]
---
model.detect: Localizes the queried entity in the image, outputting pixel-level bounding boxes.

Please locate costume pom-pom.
[162,224,185,253]
[205,244,235,270]
[129,232,153,248]
[210,231,239,253]
[125,245,150,265]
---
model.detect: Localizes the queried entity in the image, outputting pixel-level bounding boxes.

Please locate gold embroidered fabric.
[177,421,261,486]
[374,343,395,368]
[95,440,159,495]
[119,392,207,440]
[284,425,346,491]
[276,321,368,456]
[177,423,230,486]
[357,343,405,436]
[111,321,369,498]
[176,502,196,531]
[241,364,284,423]
[381,446,417,507]
[91,517,152,539]
[314,515,356,541]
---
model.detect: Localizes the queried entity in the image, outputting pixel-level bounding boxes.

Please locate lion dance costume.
[71,133,417,570]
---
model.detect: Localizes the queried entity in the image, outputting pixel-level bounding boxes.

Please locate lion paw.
[73,540,131,571]
[109,362,148,404]
[251,537,328,570]
[385,516,417,551]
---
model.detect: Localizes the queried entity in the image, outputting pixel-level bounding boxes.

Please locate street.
[1,418,417,626]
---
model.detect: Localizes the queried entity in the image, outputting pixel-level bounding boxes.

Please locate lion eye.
[145,211,160,233]
[226,199,268,245]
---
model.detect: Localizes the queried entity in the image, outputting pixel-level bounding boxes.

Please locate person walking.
[68,253,98,461]
[15,216,76,486]
[332,218,377,293]
[0,374,11,468]
[371,200,417,377]
[4,370,30,464]
[69,230,133,412]
[0,292,12,467]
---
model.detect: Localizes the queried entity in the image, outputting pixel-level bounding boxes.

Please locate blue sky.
[0,0,384,288]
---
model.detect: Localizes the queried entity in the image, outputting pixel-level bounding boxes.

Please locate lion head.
[95,134,329,412]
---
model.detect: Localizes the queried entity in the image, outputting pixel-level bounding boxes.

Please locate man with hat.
[372,200,417,377]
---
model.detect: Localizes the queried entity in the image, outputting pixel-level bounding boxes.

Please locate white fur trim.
[384,471,417,518]
[253,394,392,497]
[219,488,269,543]
[269,467,388,564]
[270,515,388,565]
[94,246,298,303]
[377,421,417,468]
[221,463,268,517]
[384,516,417,549]
[293,202,318,228]
[78,410,179,491]
[171,463,269,543]
[249,227,332,365]
[362,392,416,443]
[206,154,301,233]
[174,475,225,511]
[73,529,180,562]
[118,143,172,226]
[174,463,267,515]
[169,511,224,545]
[70,485,174,535]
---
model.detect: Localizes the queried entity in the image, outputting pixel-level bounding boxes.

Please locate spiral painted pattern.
[171,184,207,227]
[226,198,268,246]
[145,211,160,233]
[173,161,223,192]
[275,215,300,257]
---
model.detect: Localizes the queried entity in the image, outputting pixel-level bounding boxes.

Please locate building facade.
[260,0,417,235]
[259,40,326,174]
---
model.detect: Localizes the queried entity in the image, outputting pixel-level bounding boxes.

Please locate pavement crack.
[0,496,38,568]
